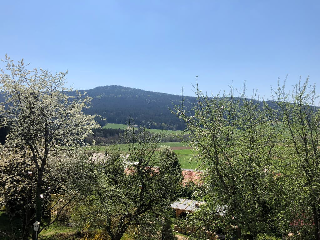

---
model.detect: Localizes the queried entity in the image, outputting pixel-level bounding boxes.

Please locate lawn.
[173,148,202,170]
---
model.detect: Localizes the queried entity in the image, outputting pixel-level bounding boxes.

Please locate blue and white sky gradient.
[1,0,319,101]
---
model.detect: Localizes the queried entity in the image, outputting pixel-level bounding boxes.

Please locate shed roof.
[171,198,205,212]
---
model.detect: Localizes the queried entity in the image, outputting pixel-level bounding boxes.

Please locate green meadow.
[173,148,201,170]
[86,142,201,170]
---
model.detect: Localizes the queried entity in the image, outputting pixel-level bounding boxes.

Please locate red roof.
[182,170,202,185]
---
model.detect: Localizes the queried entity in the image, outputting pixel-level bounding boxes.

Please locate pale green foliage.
[176,86,285,238]
[274,78,320,239]
[177,80,320,239]
[0,55,98,239]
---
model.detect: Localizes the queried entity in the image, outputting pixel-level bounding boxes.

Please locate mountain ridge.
[80,85,194,130]
[2,85,306,131]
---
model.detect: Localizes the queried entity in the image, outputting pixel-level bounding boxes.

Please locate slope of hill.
[81,85,195,130]
[0,85,193,131]
[80,85,283,130]
[0,85,299,132]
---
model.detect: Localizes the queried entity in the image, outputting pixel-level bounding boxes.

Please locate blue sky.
[1,0,319,100]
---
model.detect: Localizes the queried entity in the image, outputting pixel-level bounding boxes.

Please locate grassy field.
[86,142,201,170]
[173,148,201,170]
[161,142,202,169]
[160,142,186,147]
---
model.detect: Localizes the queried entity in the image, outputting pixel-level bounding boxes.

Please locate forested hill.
[0,85,286,131]
[80,85,195,130]
[0,85,193,130]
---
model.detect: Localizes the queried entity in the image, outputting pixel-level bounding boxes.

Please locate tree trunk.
[232,227,241,240]
[22,208,31,240]
[32,168,43,240]
[161,217,176,240]
[113,234,124,240]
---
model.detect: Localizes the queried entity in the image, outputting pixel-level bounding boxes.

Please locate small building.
[171,199,226,239]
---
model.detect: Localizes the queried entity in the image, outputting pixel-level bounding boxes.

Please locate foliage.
[0,211,24,240]
[175,80,320,239]
[85,128,125,145]
[86,123,185,145]
[103,123,129,130]
[0,56,98,239]
[0,117,8,144]
[273,78,320,239]
[70,129,182,240]
[176,85,287,239]
[85,142,199,170]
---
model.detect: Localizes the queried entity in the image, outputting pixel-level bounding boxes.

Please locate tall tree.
[0,56,98,240]
[176,86,282,239]
[71,129,182,240]
[274,78,320,239]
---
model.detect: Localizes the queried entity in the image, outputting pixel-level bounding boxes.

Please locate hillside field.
[86,141,202,170]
